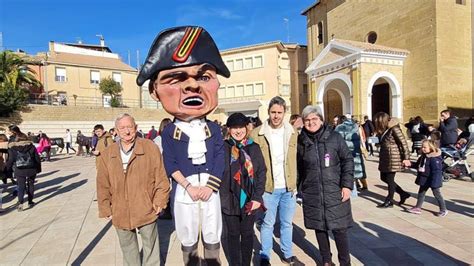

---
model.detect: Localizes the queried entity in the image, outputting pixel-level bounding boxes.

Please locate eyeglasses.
[304,118,320,124]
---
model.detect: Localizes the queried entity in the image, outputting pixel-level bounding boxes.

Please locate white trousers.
[173,173,222,247]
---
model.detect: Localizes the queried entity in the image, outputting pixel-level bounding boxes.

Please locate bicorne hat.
[136,26,230,86]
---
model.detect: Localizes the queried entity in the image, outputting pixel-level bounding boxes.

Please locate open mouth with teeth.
[182,96,204,106]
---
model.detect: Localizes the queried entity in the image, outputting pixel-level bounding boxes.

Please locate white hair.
[301,105,324,121]
[114,113,136,127]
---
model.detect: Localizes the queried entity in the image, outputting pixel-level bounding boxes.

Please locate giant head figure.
[137,26,230,121]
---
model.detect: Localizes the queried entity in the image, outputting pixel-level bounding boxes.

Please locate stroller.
[441,133,474,182]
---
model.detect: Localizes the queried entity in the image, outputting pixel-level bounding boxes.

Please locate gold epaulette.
[173,126,182,140]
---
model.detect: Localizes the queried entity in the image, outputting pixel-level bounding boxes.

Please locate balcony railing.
[28,93,162,109]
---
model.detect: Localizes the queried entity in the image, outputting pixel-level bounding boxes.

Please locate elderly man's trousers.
[115,221,160,266]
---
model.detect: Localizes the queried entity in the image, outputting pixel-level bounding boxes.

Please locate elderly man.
[137,26,227,265]
[96,113,170,266]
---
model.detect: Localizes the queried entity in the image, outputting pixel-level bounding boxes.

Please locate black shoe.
[281,256,304,265]
[28,201,36,207]
[399,193,410,206]
[260,258,271,266]
[377,201,394,208]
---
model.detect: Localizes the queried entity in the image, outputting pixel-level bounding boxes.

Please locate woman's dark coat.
[220,140,267,216]
[297,125,354,231]
[414,150,443,189]
[6,140,42,177]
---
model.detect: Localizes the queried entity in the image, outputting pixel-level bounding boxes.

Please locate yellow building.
[303,0,473,124]
[214,41,308,122]
[34,41,144,108]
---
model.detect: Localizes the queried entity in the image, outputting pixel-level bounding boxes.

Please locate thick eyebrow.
[159,71,188,81]
[159,64,216,81]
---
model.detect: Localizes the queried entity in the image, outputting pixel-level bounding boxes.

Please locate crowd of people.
[1,25,473,266]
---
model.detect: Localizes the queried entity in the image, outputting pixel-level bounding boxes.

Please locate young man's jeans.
[260,188,296,260]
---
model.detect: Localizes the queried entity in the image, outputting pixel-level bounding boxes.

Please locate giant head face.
[137,26,230,121]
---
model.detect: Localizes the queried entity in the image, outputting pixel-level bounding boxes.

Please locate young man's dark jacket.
[439,116,458,147]
[6,140,41,177]
[220,139,267,216]
[297,124,354,231]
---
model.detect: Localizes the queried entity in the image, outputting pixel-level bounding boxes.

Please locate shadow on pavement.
[35,173,80,191]
[70,220,113,266]
[418,197,474,218]
[36,170,60,179]
[350,222,470,265]
[37,179,87,204]
[358,188,387,206]
[252,217,320,265]
[0,219,56,250]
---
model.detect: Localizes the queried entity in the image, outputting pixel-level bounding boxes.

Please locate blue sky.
[1,0,314,67]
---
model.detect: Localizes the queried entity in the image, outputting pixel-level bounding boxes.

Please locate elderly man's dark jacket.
[297,125,354,231]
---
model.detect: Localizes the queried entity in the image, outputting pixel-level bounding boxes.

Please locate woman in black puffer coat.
[297,105,354,266]
[6,133,41,211]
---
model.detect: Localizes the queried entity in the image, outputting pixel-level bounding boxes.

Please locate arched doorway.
[323,83,344,120]
[366,71,402,119]
[371,78,391,117]
[316,73,352,120]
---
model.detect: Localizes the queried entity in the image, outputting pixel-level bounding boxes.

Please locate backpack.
[15,150,35,169]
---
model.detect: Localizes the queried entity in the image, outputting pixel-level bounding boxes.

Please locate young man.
[96,114,170,265]
[439,110,458,148]
[63,129,76,154]
[137,26,229,265]
[92,124,113,159]
[250,96,301,265]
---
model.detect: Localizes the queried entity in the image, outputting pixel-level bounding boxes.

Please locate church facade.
[303,0,472,124]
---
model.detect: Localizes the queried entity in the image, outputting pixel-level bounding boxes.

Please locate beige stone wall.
[305,0,473,124]
[44,64,139,105]
[218,43,307,121]
[435,0,473,118]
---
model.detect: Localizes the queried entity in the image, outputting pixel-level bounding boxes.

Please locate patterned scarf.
[229,137,255,209]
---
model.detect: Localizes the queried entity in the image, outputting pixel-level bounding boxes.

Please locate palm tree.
[0,50,42,116]
[0,50,41,89]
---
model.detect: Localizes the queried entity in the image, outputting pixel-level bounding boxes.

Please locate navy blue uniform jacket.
[161,120,225,192]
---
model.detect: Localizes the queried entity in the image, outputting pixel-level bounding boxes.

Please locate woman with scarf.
[220,113,266,266]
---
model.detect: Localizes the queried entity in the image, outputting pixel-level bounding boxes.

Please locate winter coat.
[37,137,51,154]
[414,150,443,189]
[378,119,410,173]
[95,132,114,154]
[250,120,298,193]
[96,138,170,230]
[439,116,458,147]
[297,125,354,231]
[362,119,375,138]
[335,120,365,179]
[220,140,267,216]
[6,141,42,177]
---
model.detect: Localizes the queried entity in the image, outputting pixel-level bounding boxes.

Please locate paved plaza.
[0,153,473,265]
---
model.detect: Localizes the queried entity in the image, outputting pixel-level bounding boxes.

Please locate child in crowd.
[408,139,448,216]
